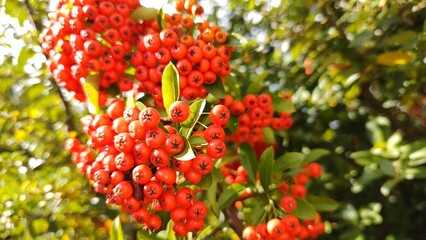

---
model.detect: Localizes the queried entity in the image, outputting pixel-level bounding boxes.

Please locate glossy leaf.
[198,173,213,190]
[162,62,180,116]
[174,138,196,161]
[303,149,330,164]
[258,146,274,195]
[271,95,295,113]
[82,74,100,114]
[274,152,304,172]
[307,196,339,212]
[218,184,245,210]
[109,217,124,240]
[262,126,275,144]
[293,198,316,220]
[204,75,225,99]
[180,99,206,138]
[238,142,258,184]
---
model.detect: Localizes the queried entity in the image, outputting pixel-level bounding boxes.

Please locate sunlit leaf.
[377,51,413,66]
[130,7,158,21]
[109,217,124,240]
[180,99,206,138]
[162,62,180,116]
[82,74,100,114]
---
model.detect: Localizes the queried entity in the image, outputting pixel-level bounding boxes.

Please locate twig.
[23,0,77,132]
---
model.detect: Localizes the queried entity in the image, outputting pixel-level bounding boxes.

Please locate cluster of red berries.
[242,213,325,240]
[41,0,234,108]
[221,93,294,146]
[132,1,234,106]
[41,0,144,103]
[242,162,324,240]
[65,98,230,233]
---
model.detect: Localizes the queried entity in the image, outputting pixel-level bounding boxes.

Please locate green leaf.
[174,138,195,161]
[258,146,274,195]
[31,218,49,235]
[246,196,269,225]
[180,99,206,138]
[126,91,135,108]
[303,149,330,164]
[130,7,158,21]
[225,32,247,47]
[262,126,275,144]
[379,159,396,176]
[271,95,295,113]
[307,195,339,212]
[82,74,100,114]
[238,142,258,184]
[135,101,147,110]
[156,8,167,30]
[137,229,162,240]
[208,169,221,217]
[204,75,225,99]
[218,184,245,209]
[198,173,213,190]
[274,152,304,172]
[4,0,27,26]
[110,217,124,240]
[162,62,180,116]
[247,70,269,94]
[224,75,241,99]
[293,198,316,220]
[189,135,207,148]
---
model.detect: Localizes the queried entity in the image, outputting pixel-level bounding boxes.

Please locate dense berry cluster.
[223,93,294,146]
[41,0,234,107]
[41,0,143,103]
[242,163,325,240]
[65,98,230,234]
[242,213,325,240]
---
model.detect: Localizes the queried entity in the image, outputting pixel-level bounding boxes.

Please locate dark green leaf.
[238,142,258,184]
[204,75,225,99]
[82,74,100,114]
[303,149,330,164]
[162,62,180,116]
[109,217,124,240]
[293,198,316,220]
[198,173,213,190]
[246,196,269,225]
[258,146,274,195]
[271,95,295,113]
[189,135,207,148]
[307,195,339,212]
[224,75,241,99]
[274,152,304,172]
[180,99,206,138]
[218,184,245,209]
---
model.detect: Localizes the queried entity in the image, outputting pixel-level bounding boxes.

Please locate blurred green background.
[1,0,425,239]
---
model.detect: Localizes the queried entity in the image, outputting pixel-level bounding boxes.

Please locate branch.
[24,0,77,132]
[225,203,244,237]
